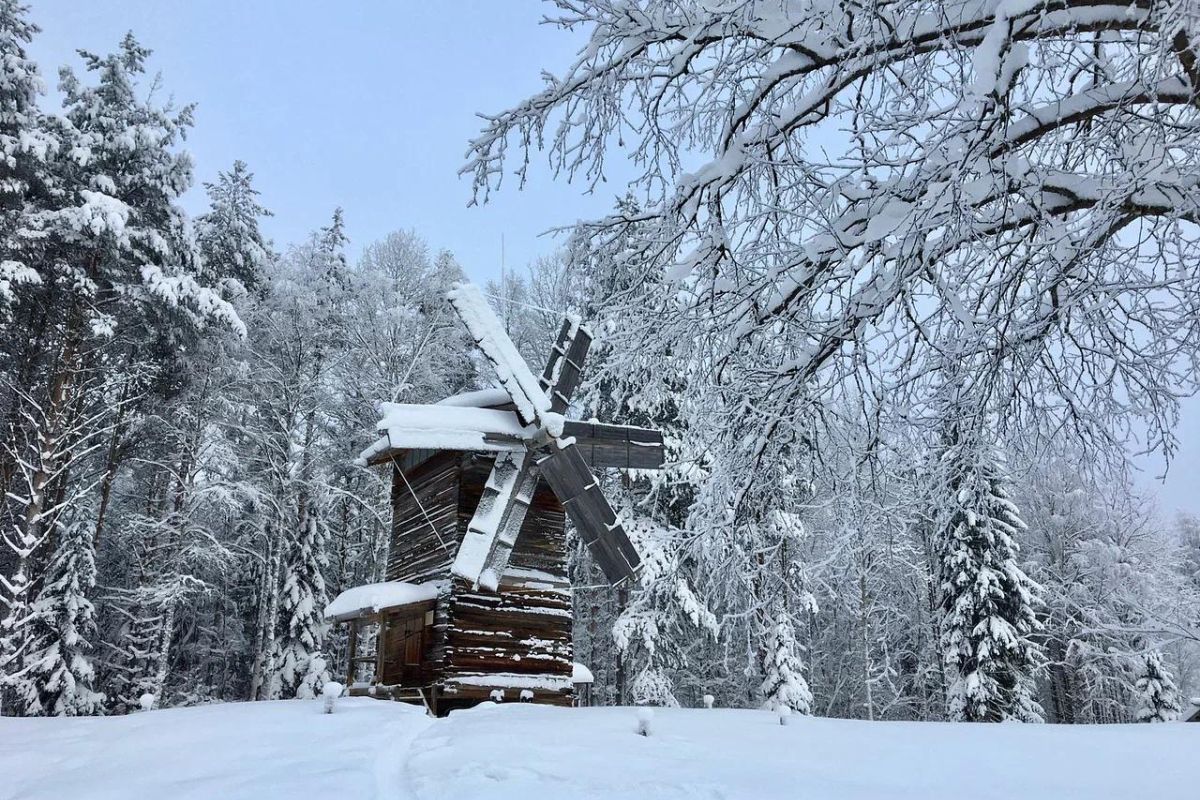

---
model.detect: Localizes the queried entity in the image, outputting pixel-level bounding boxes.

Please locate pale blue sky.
[24,0,627,279]
[21,1,1198,517]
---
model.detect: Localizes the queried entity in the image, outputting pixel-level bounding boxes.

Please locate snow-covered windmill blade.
[447,283,551,427]
[454,449,539,591]
[536,443,640,585]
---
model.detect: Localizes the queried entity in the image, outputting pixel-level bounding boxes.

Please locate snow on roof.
[436,386,513,409]
[571,662,594,684]
[447,283,551,424]
[373,402,533,453]
[324,580,445,621]
[355,434,393,466]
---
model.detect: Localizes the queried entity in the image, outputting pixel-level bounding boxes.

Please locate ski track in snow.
[373,706,435,799]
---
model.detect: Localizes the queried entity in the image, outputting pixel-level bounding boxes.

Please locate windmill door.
[380,610,428,687]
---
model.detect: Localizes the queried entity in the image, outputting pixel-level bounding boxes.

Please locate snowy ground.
[1,698,1195,800]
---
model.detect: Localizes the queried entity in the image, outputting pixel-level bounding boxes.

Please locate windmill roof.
[362,402,533,460]
[435,386,513,409]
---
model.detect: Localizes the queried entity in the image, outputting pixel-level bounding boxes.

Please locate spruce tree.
[1134,651,1181,723]
[196,160,272,293]
[270,514,329,699]
[24,519,104,715]
[938,442,1045,722]
[0,0,54,715]
[630,667,679,707]
[760,611,813,715]
[0,0,50,312]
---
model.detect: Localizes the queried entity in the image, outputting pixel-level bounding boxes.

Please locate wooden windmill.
[326,283,663,714]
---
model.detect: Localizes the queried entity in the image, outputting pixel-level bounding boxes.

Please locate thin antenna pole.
[501,232,509,335]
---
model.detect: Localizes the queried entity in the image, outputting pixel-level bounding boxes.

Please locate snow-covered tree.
[196,160,272,293]
[23,518,104,715]
[938,440,1044,722]
[467,0,1200,458]
[760,611,813,715]
[0,0,51,314]
[270,514,329,700]
[1134,650,1182,723]
[466,6,1200,715]
[630,666,678,707]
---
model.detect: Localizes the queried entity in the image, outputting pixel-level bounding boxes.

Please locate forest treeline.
[2,1,1199,724]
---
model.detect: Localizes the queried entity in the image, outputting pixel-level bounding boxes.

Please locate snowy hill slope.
[1,698,1195,800]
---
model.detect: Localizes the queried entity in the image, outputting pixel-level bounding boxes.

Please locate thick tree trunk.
[92,377,133,546]
[249,525,282,701]
[1047,638,1076,724]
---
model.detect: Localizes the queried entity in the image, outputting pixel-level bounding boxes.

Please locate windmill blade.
[452,451,539,591]
[536,443,640,586]
[447,283,551,426]
[539,317,592,413]
[561,421,665,469]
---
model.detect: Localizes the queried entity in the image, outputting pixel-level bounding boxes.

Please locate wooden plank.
[549,327,591,413]
[539,319,592,414]
[538,318,572,393]
[561,421,665,469]
[386,452,460,583]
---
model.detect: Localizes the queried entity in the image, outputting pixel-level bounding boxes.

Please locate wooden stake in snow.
[636,707,654,737]
[322,682,344,714]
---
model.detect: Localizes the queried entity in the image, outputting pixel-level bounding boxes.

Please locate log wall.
[440,454,574,708]
[385,451,460,694]
[386,452,460,583]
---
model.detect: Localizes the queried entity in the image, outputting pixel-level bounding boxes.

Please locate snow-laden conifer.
[1134,651,1181,723]
[23,519,104,716]
[760,611,813,716]
[196,160,272,293]
[630,667,679,707]
[938,442,1045,722]
[0,0,51,312]
[270,514,330,699]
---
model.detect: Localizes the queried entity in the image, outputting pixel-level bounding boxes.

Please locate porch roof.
[323,579,445,623]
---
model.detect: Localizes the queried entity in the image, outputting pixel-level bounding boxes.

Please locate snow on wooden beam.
[445,672,572,692]
[435,386,513,409]
[372,402,532,454]
[447,283,551,426]
[453,450,538,590]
